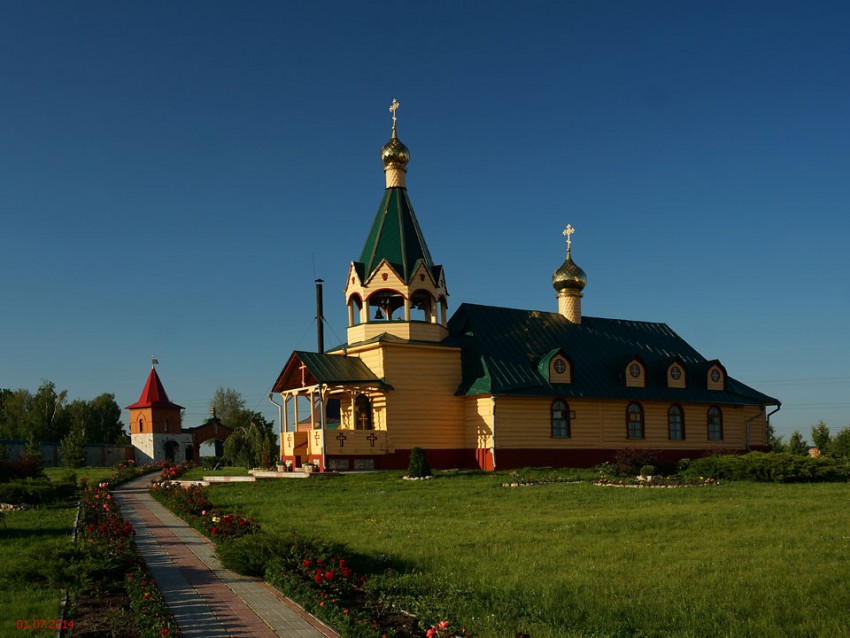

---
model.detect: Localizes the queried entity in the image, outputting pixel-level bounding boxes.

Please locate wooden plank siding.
[464,396,493,449]
[493,396,767,451]
[378,343,466,450]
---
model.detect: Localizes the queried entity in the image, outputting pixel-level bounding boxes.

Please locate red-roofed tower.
[127,360,191,463]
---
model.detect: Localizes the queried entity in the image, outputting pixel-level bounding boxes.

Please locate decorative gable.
[707,362,726,391]
[538,349,572,384]
[667,361,687,389]
[625,358,646,388]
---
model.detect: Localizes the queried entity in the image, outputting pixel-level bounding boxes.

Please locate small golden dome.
[553,251,587,292]
[381,127,410,168]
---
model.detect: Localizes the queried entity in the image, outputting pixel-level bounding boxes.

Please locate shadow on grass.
[0,525,73,540]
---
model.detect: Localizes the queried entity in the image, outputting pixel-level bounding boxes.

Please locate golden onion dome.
[381,126,410,169]
[552,250,587,292]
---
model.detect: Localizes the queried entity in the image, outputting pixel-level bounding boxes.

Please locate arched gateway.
[127,362,234,464]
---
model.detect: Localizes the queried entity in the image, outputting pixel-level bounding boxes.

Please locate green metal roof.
[357,187,438,283]
[271,351,392,392]
[447,303,778,406]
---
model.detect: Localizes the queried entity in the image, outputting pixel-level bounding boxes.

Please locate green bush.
[201,455,224,470]
[614,448,661,476]
[683,452,849,483]
[407,447,432,478]
[0,476,77,504]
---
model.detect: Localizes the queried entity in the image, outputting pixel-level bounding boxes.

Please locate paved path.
[114,475,338,638]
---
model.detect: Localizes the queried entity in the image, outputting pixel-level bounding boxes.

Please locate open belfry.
[271,101,779,471]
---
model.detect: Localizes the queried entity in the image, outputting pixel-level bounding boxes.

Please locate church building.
[271,101,779,472]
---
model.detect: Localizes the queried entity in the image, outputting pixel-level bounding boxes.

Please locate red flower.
[302,559,311,568]
[324,570,335,581]
[314,574,322,584]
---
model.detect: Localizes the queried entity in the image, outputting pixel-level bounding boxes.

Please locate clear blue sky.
[2,0,849,440]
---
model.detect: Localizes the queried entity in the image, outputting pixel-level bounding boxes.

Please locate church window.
[708,406,723,440]
[548,354,572,383]
[354,394,373,430]
[668,405,684,440]
[551,399,570,438]
[670,366,681,381]
[138,418,143,433]
[627,403,644,439]
[711,368,721,383]
[164,418,169,433]
[626,359,645,387]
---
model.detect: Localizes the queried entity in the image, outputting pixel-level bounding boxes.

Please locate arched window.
[138,417,143,433]
[668,405,684,440]
[708,406,723,440]
[627,403,644,439]
[354,394,373,430]
[551,399,570,438]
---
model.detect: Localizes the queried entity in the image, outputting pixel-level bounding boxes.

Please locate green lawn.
[206,471,850,638]
[181,465,251,480]
[0,501,76,637]
[0,467,114,637]
[44,466,114,486]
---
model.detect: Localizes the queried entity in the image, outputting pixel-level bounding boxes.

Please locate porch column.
[404,298,411,321]
[282,394,290,433]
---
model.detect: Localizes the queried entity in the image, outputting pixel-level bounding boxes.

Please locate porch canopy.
[271,351,392,432]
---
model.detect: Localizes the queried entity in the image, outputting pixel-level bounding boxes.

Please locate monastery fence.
[0,439,135,467]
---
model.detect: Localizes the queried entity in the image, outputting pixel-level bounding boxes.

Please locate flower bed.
[149,480,258,543]
[150,481,465,637]
[159,461,195,483]
[77,480,180,636]
[593,474,719,488]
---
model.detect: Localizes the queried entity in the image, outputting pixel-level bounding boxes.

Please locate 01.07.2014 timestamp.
[15,619,74,631]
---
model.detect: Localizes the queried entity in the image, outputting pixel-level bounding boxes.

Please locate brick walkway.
[114,475,338,638]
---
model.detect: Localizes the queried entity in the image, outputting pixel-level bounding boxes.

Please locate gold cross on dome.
[389,98,399,126]
[562,224,575,251]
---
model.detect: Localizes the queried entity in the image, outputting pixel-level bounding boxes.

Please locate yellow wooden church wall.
[490,396,767,450]
[464,396,493,449]
[377,344,466,449]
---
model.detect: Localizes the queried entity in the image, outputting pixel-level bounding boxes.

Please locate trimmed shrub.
[0,476,77,504]
[683,452,849,483]
[407,447,432,478]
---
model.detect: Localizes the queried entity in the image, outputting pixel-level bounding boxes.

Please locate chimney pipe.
[315,279,324,353]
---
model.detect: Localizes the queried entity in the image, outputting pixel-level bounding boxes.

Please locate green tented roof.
[447,303,778,406]
[357,187,437,283]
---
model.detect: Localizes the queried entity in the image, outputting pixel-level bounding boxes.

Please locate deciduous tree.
[811,421,831,455]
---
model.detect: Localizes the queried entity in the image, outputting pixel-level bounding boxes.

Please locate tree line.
[0,381,126,444]
[769,420,850,458]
